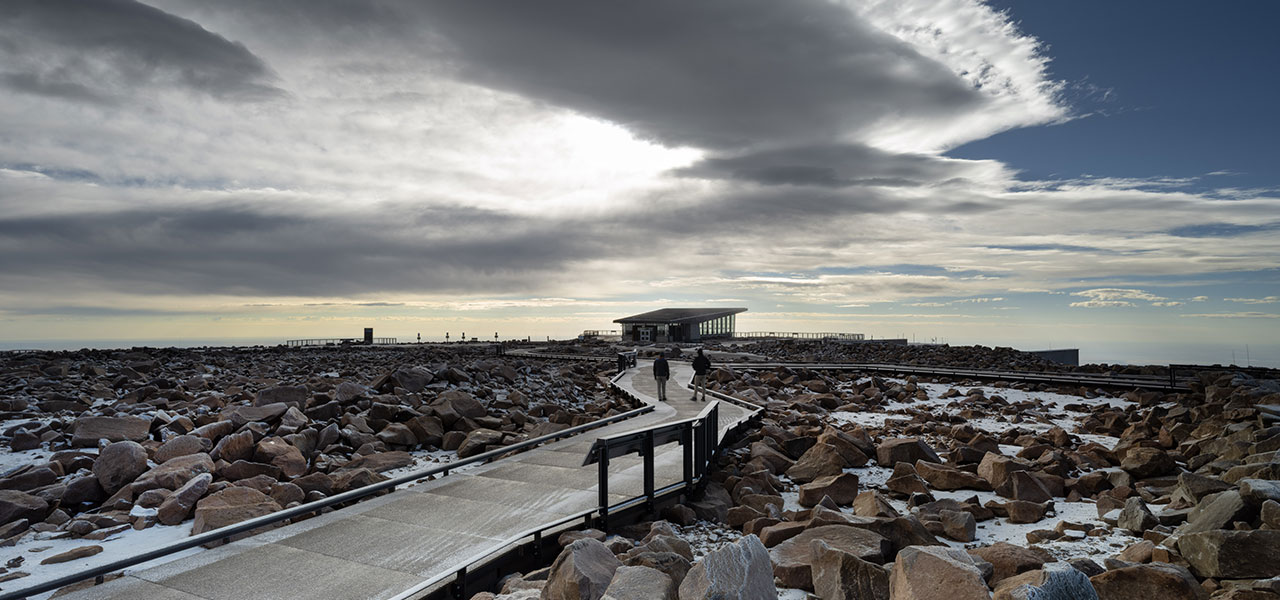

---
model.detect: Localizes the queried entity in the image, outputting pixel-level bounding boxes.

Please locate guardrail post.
[451,567,467,599]
[694,417,707,480]
[643,430,655,513]
[681,424,694,490]
[598,441,610,531]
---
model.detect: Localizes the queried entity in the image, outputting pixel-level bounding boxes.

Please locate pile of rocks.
[490,365,1280,599]
[0,345,631,579]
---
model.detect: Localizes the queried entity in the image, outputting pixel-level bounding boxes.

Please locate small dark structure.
[614,307,746,343]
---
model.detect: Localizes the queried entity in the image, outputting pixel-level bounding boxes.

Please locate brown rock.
[785,443,847,484]
[70,416,151,447]
[1089,563,1207,600]
[0,490,48,525]
[876,438,941,467]
[91,441,149,494]
[769,525,889,590]
[191,487,283,535]
[210,430,255,463]
[940,510,976,543]
[1006,500,1049,524]
[156,473,212,526]
[253,437,308,479]
[602,565,675,600]
[978,452,1031,489]
[916,461,992,491]
[458,429,504,459]
[1178,530,1280,579]
[39,545,103,565]
[543,538,622,600]
[853,490,900,519]
[255,385,307,407]
[798,473,860,507]
[377,423,419,447]
[810,539,889,600]
[967,542,1052,585]
[133,453,215,491]
[1121,447,1177,479]
[154,435,211,463]
[889,545,990,600]
[336,451,414,473]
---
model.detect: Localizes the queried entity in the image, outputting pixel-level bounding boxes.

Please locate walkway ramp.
[51,361,750,600]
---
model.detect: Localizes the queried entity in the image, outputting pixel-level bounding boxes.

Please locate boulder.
[992,562,1098,600]
[853,490,900,518]
[211,430,256,463]
[1089,563,1207,600]
[253,437,308,479]
[877,438,941,467]
[1117,498,1158,532]
[71,416,150,447]
[1006,500,1049,524]
[406,416,445,447]
[0,489,47,525]
[191,486,283,535]
[940,510,977,543]
[40,545,104,565]
[542,538,622,600]
[458,429,505,459]
[798,473,860,507]
[154,435,211,464]
[769,525,889,590]
[330,468,388,493]
[1178,530,1280,579]
[377,423,419,447]
[677,534,775,600]
[1171,472,1233,505]
[1182,490,1253,535]
[967,543,1053,585]
[0,466,58,492]
[1121,447,1176,479]
[979,453,1031,490]
[390,367,433,393]
[916,461,992,491]
[602,566,675,600]
[255,385,307,407]
[157,473,212,526]
[1007,471,1053,504]
[811,539,889,600]
[785,443,847,484]
[133,453,215,491]
[336,451,414,473]
[91,441,149,494]
[889,545,991,600]
[624,552,691,588]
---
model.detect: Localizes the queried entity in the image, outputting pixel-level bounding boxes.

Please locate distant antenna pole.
[445,332,449,343]
[1246,344,1251,367]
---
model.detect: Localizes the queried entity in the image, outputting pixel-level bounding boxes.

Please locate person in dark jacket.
[691,348,711,401]
[653,355,670,401]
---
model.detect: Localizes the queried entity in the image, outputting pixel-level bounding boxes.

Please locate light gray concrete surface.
[54,359,750,600]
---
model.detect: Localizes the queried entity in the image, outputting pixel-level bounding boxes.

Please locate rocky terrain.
[478,362,1280,600]
[0,344,632,589]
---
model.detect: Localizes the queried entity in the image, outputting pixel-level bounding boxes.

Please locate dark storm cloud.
[414,0,982,150]
[673,144,980,188]
[0,204,605,297]
[2,0,282,102]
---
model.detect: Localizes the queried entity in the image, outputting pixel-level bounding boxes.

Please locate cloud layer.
[0,0,1276,345]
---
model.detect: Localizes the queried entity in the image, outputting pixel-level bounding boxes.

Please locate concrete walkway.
[56,361,748,600]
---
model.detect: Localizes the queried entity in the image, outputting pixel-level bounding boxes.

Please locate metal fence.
[285,337,398,347]
[732,331,865,341]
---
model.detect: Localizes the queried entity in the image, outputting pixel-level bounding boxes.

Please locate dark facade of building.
[614,307,747,343]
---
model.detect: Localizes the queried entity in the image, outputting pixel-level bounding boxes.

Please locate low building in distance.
[614,307,747,343]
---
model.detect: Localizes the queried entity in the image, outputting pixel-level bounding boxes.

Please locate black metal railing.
[582,400,720,530]
[0,395,654,600]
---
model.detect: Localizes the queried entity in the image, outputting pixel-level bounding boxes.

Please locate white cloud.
[1224,296,1280,304]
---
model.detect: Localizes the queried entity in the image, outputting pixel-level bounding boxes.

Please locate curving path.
[51,361,750,600]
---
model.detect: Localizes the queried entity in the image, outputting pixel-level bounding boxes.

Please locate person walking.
[691,348,711,401]
[653,355,670,401]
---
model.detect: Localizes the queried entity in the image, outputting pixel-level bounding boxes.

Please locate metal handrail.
[0,400,654,600]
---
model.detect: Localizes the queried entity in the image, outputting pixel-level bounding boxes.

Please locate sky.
[1,0,1277,366]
